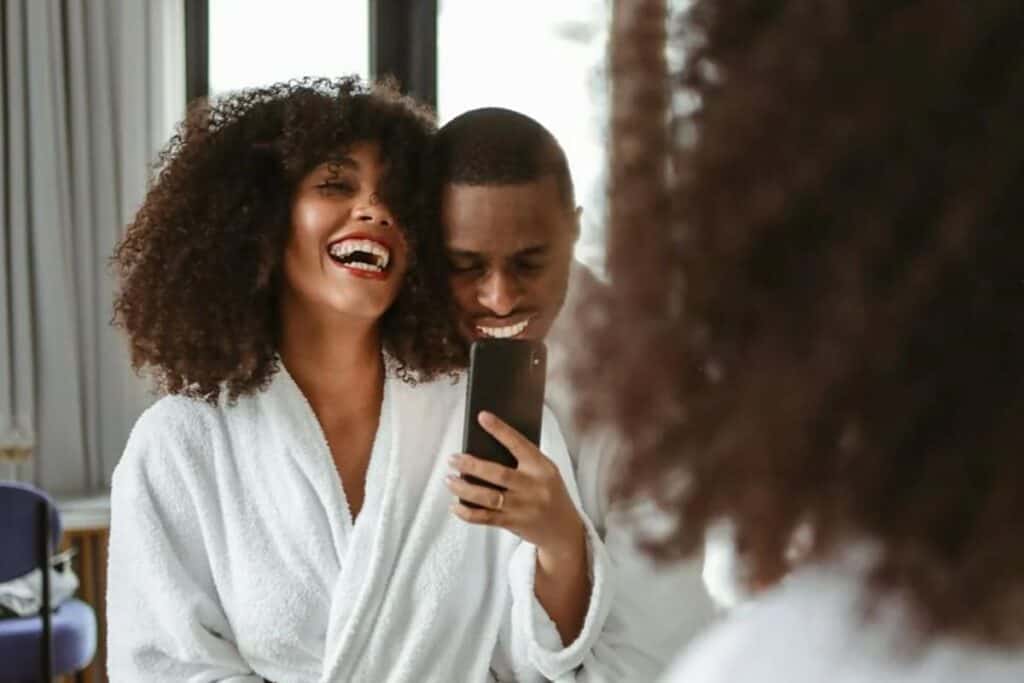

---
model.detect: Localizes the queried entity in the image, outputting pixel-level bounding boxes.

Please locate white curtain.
[1,0,184,494]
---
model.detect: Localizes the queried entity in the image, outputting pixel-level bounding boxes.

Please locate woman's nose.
[355,192,394,228]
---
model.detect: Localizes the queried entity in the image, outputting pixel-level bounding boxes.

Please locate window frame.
[184,0,209,104]
[183,0,437,107]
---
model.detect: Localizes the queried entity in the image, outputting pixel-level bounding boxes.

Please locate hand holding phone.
[448,382,590,572]
[447,341,589,580]
[460,339,547,504]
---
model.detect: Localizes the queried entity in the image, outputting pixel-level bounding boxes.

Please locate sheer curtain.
[1,0,184,494]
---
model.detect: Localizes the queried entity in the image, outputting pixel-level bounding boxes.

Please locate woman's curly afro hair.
[577,0,1024,645]
[114,77,463,402]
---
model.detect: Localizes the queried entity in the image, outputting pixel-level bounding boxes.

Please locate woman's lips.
[337,263,389,280]
[326,234,395,281]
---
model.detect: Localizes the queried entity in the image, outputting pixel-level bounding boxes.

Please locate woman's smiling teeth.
[476,319,530,338]
[328,238,391,272]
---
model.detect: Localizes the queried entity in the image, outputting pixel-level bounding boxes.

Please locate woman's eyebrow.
[325,156,359,175]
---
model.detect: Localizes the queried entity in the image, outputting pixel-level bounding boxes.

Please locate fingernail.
[448,454,459,467]
[478,411,493,425]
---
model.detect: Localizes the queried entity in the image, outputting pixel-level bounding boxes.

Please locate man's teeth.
[477,319,529,338]
[329,239,391,270]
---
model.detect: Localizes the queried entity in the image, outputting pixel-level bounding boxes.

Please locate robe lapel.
[320,371,402,681]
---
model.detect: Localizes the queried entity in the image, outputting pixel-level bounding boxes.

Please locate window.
[207,0,369,96]
[189,0,610,267]
[438,0,610,272]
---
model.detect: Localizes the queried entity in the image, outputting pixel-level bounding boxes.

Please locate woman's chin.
[281,270,402,326]
[327,301,394,323]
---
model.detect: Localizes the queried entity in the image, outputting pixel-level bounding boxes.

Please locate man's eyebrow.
[446,244,549,260]
[517,244,548,255]
[446,248,482,259]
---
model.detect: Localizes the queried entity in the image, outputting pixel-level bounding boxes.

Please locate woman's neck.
[278,291,385,424]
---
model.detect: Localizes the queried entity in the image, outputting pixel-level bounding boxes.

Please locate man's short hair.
[435,107,576,209]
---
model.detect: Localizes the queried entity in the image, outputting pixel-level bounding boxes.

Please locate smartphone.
[460,339,547,504]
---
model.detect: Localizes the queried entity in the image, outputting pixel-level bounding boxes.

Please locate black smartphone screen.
[461,339,547,496]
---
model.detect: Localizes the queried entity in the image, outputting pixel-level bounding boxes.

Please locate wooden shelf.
[57,496,110,683]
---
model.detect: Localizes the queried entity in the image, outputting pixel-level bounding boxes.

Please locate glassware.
[0,414,35,480]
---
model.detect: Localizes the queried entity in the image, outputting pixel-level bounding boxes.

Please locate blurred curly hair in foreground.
[576,0,1024,645]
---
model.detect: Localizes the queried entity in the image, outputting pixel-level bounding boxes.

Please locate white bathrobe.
[545,261,718,681]
[659,545,1024,683]
[106,363,613,683]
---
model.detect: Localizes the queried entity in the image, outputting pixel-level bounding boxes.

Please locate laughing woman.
[107,78,610,683]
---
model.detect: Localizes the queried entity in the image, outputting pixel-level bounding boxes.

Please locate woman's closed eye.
[316,180,356,195]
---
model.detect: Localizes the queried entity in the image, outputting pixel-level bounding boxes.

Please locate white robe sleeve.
[106,403,263,683]
[492,407,615,682]
[702,518,755,610]
[566,433,718,682]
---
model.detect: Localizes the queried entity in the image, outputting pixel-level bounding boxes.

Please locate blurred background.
[0,0,610,496]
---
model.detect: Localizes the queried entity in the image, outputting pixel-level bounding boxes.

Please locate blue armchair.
[0,482,97,681]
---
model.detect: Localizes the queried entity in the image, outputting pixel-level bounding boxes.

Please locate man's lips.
[471,316,536,339]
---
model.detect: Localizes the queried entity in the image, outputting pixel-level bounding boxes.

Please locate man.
[436,107,717,681]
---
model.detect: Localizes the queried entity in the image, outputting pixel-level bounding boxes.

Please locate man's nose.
[477,270,522,316]
[354,192,394,228]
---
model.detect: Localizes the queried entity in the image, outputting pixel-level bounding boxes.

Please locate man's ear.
[571,206,583,243]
